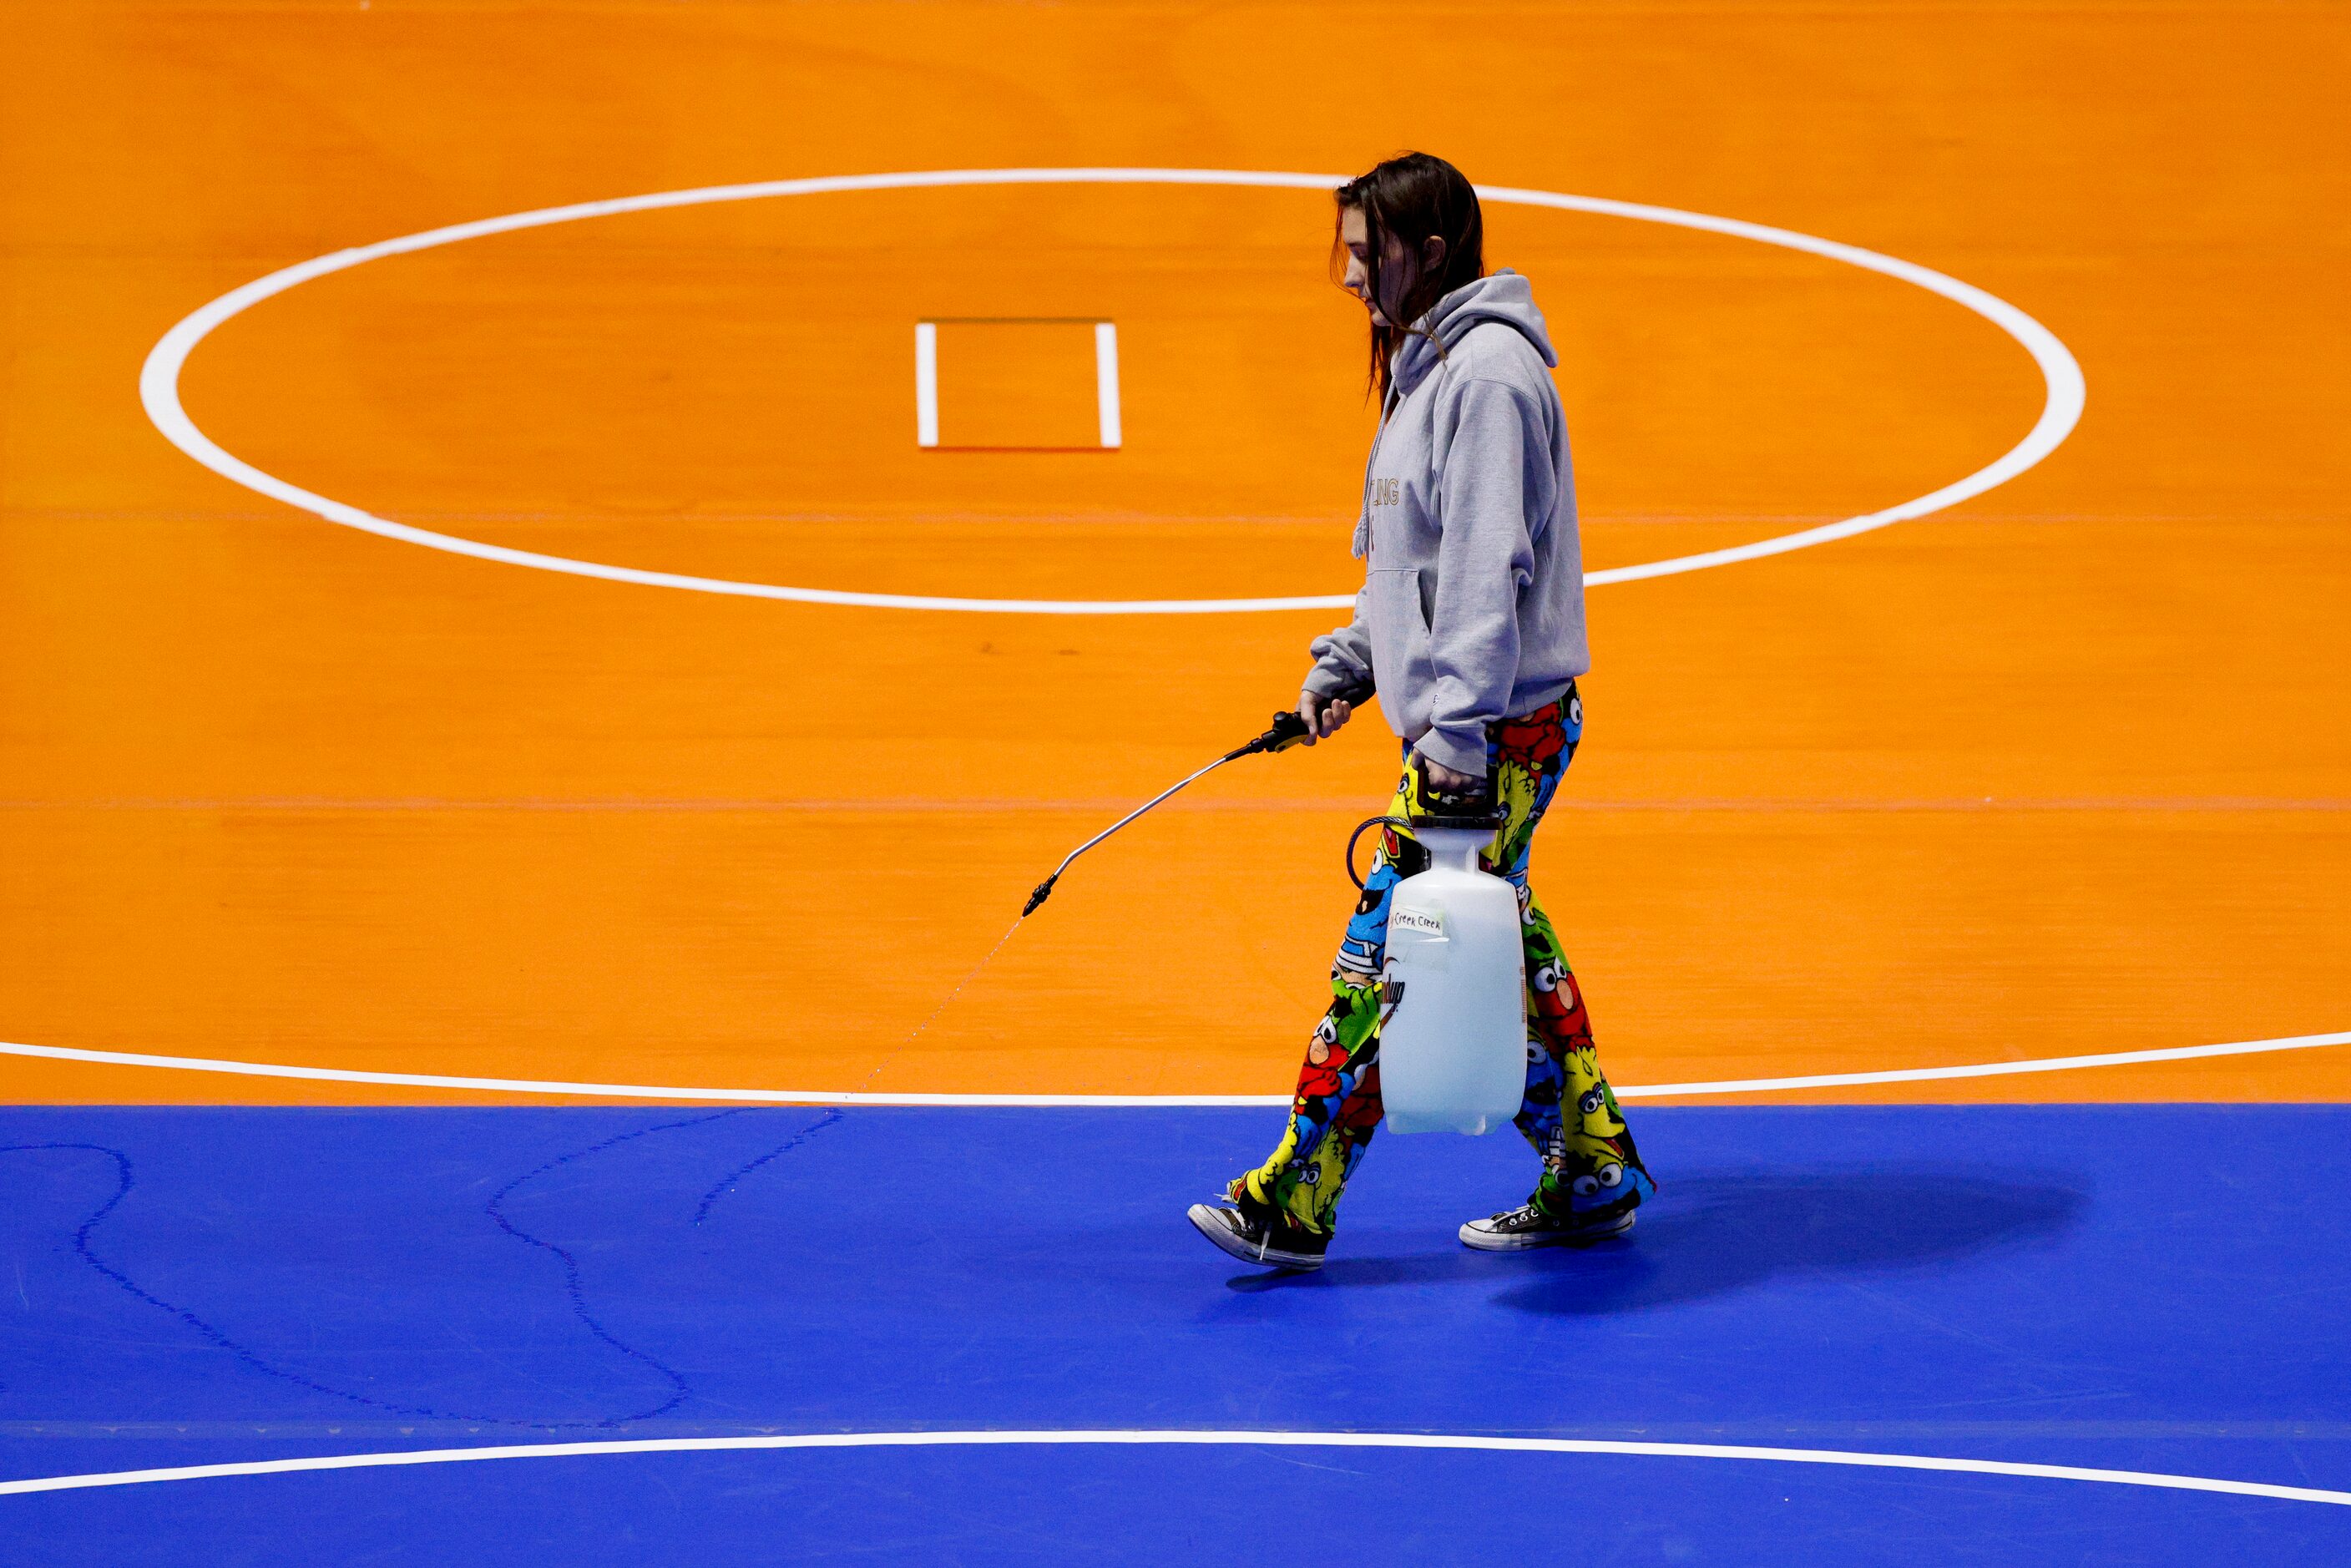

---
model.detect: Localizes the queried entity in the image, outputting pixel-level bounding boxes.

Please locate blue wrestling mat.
[3,1105,2348,1564]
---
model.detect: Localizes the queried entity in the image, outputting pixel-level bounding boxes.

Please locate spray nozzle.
[1021,873,1060,918]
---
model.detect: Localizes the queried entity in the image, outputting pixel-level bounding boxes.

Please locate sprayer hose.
[1345,814,1418,891]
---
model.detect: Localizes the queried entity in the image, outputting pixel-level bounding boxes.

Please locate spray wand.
[1022,709,1313,916]
[895,709,1317,1056]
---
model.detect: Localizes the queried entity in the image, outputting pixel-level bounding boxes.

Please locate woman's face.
[1340,205,1443,327]
[1340,205,1406,326]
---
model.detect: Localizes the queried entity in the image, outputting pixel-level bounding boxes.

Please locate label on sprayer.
[1391,908,1447,938]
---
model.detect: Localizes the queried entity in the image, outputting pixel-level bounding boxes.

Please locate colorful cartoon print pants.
[1233,685,1655,1235]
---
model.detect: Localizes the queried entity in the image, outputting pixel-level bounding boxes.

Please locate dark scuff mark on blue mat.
[692,1109,843,1226]
[1,1142,523,1426]
[479,1110,740,1425]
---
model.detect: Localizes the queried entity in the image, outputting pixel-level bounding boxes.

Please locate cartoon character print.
[1494,706,1573,779]
[1526,943,1593,1054]
[1485,705,1575,881]
[1487,769,1546,873]
[1236,685,1651,1234]
[1534,1050,1654,1217]
[1236,977,1385,1232]
[1335,807,1430,978]
[1297,980,1381,1104]
[1511,893,1587,1136]
[1538,1133,1651,1216]
[1335,860,1401,979]
[1516,897,1653,1216]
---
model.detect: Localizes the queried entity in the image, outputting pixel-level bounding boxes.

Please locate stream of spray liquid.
[847,913,1031,1095]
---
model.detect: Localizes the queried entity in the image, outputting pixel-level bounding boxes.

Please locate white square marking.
[1094,321,1121,449]
[912,319,1120,450]
[913,321,940,448]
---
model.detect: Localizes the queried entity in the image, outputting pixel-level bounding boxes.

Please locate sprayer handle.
[1406,759,1503,830]
[1226,710,1313,761]
[1262,710,1313,751]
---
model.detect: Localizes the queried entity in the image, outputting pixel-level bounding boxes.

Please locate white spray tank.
[1376,776,1527,1136]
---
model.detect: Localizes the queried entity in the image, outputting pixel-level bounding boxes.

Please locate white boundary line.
[4,1030,2342,1107]
[913,321,939,448]
[1095,320,1122,449]
[3,1428,2346,1506]
[138,166,2086,615]
[1618,1029,2351,1097]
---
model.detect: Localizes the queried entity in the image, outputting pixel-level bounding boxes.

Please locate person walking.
[1189,152,1654,1272]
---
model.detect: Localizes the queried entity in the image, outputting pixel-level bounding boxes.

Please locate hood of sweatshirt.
[1388,269,1558,399]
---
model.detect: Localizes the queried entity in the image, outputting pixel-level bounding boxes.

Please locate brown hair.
[1333,152,1487,400]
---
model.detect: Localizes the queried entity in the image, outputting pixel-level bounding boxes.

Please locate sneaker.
[1187,1192,1330,1271]
[1459,1200,1636,1252]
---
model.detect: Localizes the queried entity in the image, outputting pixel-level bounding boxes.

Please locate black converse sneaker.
[1187,1189,1330,1271]
[1459,1197,1636,1252]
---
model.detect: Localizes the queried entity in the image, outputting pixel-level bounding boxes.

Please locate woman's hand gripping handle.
[1296,691,1354,745]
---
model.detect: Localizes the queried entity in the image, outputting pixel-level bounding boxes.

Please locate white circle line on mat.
[139,167,2086,613]
[3,1029,2342,1107]
[3,1428,2345,1505]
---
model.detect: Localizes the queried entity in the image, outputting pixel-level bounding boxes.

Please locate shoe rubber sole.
[1458,1207,1636,1252]
[1186,1202,1327,1271]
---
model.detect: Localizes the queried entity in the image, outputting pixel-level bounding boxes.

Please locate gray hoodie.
[1302,271,1587,779]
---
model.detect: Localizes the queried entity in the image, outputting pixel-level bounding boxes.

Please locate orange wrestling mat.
[3,0,2347,1106]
